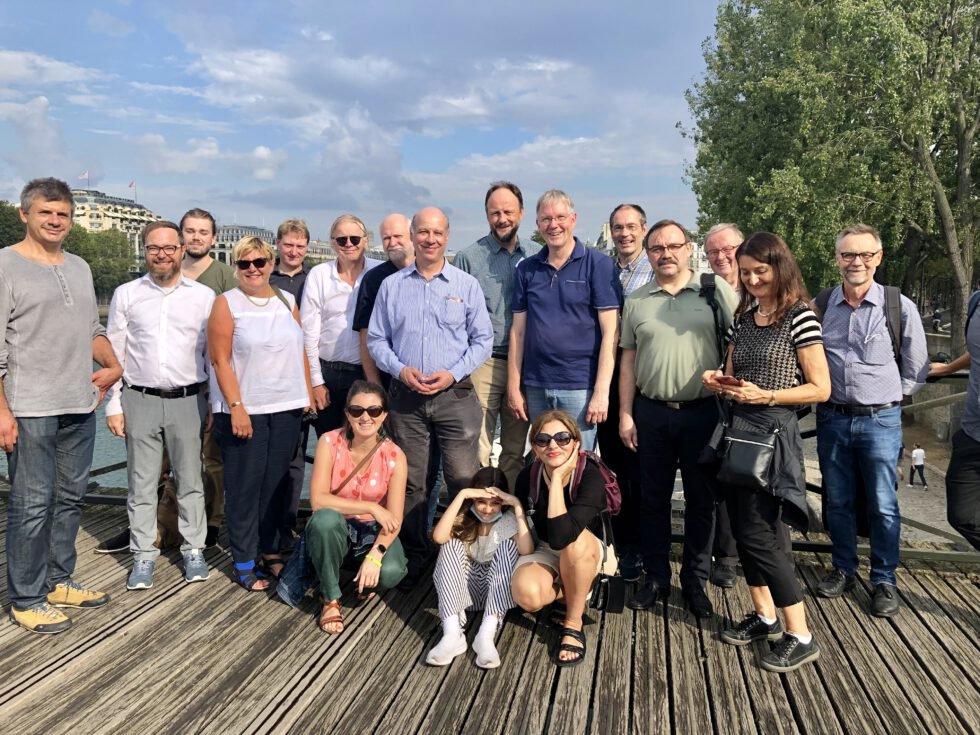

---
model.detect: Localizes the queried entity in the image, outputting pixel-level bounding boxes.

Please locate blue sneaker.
[127,559,154,590]
[183,549,209,583]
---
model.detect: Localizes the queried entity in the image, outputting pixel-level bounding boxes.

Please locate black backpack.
[699,273,726,365]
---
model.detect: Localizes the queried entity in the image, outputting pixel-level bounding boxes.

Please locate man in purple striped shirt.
[368,207,493,588]
[815,224,928,618]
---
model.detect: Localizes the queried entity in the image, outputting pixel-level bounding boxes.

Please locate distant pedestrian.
[908,444,927,489]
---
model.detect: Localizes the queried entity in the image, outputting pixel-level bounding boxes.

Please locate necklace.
[757,305,775,317]
[240,287,272,307]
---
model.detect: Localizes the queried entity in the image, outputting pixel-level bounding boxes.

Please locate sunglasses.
[532,431,574,448]
[235,258,269,270]
[346,404,384,418]
[334,236,362,247]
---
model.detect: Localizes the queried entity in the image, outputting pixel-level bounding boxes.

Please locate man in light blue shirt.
[369,207,493,586]
[454,181,540,490]
[815,224,928,617]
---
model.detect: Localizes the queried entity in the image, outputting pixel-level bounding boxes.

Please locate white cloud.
[0,51,103,86]
[129,81,205,98]
[300,26,334,42]
[128,133,287,180]
[0,96,75,178]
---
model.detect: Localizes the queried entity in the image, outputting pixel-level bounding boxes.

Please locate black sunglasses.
[235,258,269,270]
[346,404,384,418]
[532,431,574,448]
[334,236,362,247]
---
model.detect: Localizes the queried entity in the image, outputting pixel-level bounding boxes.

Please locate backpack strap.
[528,453,587,507]
[698,272,725,366]
[882,285,903,366]
[966,291,980,338]
[271,286,293,313]
[813,286,834,318]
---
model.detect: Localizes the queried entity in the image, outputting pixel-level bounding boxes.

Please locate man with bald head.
[368,207,493,587]
[352,213,415,386]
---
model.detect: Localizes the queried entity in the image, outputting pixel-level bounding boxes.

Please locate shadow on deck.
[0,502,978,735]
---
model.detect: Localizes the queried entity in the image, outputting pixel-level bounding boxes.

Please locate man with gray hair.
[703,223,743,290]
[508,190,621,449]
[454,182,540,489]
[1,177,122,633]
[815,223,928,617]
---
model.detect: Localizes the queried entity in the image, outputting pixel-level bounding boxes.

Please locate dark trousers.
[596,358,640,553]
[386,379,481,572]
[313,362,364,438]
[713,498,792,566]
[945,430,980,551]
[271,421,310,546]
[728,485,802,608]
[634,394,716,588]
[909,464,927,486]
[214,409,302,565]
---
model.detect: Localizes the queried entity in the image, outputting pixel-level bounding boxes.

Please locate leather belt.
[645,396,713,410]
[127,382,204,399]
[321,360,361,373]
[825,401,900,416]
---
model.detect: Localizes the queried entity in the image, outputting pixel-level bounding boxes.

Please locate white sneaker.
[473,633,501,669]
[425,630,467,666]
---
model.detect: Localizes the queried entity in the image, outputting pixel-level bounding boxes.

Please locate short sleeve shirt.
[729,303,822,390]
[512,239,621,390]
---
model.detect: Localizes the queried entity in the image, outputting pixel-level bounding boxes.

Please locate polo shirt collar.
[531,237,585,265]
[272,262,308,278]
[642,269,699,295]
[484,232,529,255]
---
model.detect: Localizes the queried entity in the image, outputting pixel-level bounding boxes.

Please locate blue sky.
[0,1,719,248]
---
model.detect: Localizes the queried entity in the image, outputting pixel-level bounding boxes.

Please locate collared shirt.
[615,251,654,297]
[453,233,540,355]
[104,275,215,416]
[513,238,622,390]
[620,271,737,401]
[0,249,105,416]
[351,260,399,332]
[821,282,928,404]
[367,261,493,382]
[270,263,310,305]
[301,258,380,386]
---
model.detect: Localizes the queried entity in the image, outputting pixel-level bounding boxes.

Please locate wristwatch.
[768,390,777,406]
[376,544,387,555]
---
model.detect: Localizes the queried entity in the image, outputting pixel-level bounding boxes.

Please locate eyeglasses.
[334,236,363,247]
[538,215,570,226]
[838,251,881,262]
[235,258,269,270]
[532,431,574,448]
[145,245,180,255]
[706,246,737,258]
[646,242,688,256]
[346,404,384,418]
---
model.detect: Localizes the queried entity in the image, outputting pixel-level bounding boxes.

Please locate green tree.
[64,227,134,299]
[531,229,546,246]
[0,201,24,247]
[687,0,979,351]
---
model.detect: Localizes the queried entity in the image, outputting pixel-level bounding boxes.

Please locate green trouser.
[305,508,408,601]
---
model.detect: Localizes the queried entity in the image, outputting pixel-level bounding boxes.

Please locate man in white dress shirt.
[105,221,215,590]
[301,214,380,436]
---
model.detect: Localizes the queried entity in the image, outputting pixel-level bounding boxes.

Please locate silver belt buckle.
[666,401,681,410]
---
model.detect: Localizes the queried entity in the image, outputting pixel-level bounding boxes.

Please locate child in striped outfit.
[426,467,534,668]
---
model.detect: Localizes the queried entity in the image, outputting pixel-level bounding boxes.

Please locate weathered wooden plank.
[632,588,669,735]
[665,583,714,734]
[547,608,602,735]
[908,570,980,652]
[500,613,558,735]
[587,608,633,735]
[700,581,759,735]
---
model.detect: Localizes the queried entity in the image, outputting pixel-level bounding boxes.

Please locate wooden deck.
[1,501,978,735]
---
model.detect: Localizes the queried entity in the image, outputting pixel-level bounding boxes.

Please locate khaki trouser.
[470,356,528,491]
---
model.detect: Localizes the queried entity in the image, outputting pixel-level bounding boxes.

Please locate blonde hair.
[330,214,369,242]
[231,236,274,263]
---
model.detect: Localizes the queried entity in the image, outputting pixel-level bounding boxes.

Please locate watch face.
[377,544,387,554]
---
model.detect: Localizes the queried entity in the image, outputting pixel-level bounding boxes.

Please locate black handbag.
[716,424,779,490]
[588,511,625,613]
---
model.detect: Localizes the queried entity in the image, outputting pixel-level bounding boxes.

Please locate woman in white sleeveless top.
[209,236,314,590]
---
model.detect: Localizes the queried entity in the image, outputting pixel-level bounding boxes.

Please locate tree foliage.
[0,200,135,299]
[687,0,979,351]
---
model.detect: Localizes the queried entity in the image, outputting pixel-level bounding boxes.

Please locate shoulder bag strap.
[333,438,384,495]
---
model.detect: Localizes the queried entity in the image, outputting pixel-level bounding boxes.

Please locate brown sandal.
[318,599,344,634]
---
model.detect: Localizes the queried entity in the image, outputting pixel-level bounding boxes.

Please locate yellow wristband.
[365,554,382,568]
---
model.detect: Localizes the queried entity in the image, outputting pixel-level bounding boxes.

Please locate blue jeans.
[525,386,596,451]
[816,404,902,585]
[6,413,96,609]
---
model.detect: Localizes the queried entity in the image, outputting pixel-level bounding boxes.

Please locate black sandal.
[555,626,586,668]
[257,555,285,580]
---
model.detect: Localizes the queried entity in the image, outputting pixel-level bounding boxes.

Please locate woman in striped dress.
[426,467,534,669]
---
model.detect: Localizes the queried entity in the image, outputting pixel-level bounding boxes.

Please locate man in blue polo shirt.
[507,190,621,450]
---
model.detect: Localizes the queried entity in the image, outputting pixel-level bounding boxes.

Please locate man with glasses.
[454,182,540,490]
[2,178,122,633]
[703,223,743,291]
[302,215,380,436]
[508,190,621,450]
[368,207,493,589]
[815,223,928,617]
[620,219,737,619]
[104,221,214,590]
[595,203,654,581]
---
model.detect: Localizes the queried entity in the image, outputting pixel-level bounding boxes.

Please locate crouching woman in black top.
[511,409,614,668]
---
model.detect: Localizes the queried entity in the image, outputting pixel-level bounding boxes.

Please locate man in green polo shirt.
[619,219,736,619]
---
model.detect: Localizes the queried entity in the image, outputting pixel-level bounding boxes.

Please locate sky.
[0,1,720,249]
